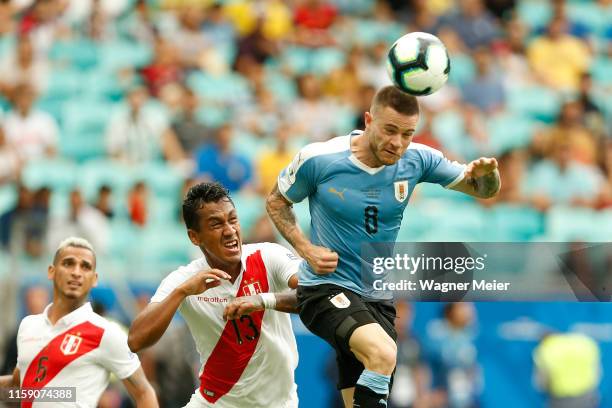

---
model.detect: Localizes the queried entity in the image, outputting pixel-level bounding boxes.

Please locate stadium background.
[0,0,610,406]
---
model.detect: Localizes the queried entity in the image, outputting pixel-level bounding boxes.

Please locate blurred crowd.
[0,0,611,259]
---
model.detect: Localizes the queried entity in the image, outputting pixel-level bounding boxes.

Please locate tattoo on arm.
[467,169,500,198]
[266,186,303,248]
[274,292,299,314]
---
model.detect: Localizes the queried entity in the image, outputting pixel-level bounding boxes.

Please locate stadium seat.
[43,69,85,101]
[231,191,265,235]
[187,71,251,105]
[591,56,611,86]
[447,53,476,87]
[507,85,561,123]
[517,0,552,29]
[79,159,136,201]
[62,99,113,136]
[48,39,99,70]
[22,159,78,193]
[485,204,544,242]
[195,105,231,128]
[545,206,601,242]
[311,47,347,76]
[133,162,184,200]
[0,184,17,215]
[60,131,107,162]
[83,70,125,101]
[487,113,536,154]
[264,69,298,103]
[99,40,153,71]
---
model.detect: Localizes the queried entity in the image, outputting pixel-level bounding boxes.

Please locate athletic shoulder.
[295,135,351,166]
[405,142,445,159]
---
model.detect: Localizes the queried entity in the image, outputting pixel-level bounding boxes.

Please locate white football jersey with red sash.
[16,303,141,407]
[150,243,300,408]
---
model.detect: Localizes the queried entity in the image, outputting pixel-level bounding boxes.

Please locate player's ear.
[47,264,55,281]
[92,272,99,288]
[364,111,373,128]
[187,228,201,247]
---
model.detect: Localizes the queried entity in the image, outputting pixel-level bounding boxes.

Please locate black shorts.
[297,284,397,390]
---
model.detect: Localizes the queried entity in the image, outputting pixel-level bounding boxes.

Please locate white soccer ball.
[386,32,450,96]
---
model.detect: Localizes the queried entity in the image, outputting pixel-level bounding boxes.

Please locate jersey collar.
[43,302,93,327]
[348,130,386,175]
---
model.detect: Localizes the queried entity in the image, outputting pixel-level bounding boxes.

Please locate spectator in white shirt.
[2,82,58,161]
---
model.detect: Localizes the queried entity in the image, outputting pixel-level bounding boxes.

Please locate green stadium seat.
[507,85,561,123]
[49,40,99,69]
[487,113,536,154]
[231,131,270,160]
[447,54,476,87]
[568,2,610,36]
[79,159,136,200]
[83,70,124,101]
[60,131,107,162]
[62,99,112,136]
[188,72,251,104]
[99,40,153,71]
[195,105,231,128]
[22,159,77,193]
[148,196,180,227]
[485,204,544,242]
[43,69,85,101]
[591,57,612,86]
[133,162,184,199]
[311,47,347,76]
[281,47,310,75]
[0,184,17,215]
[264,69,297,103]
[517,0,552,29]
[545,206,601,242]
[231,191,265,236]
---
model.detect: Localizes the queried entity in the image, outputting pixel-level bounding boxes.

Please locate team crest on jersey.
[60,333,83,356]
[394,180,409,202]
[329,292,351,309]
[242,279,262,296]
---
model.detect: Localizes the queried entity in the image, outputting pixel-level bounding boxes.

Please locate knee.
[361,340,397,374]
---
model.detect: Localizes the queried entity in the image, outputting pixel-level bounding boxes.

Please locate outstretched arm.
[121,367,158,408]
[451,158,501,199]
[266,184,338,274]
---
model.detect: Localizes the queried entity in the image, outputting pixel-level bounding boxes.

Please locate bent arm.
[121,367,158,408]
[128,290,185,352]
[266,183,312,256]
[450,158,501,199]
[272,292,300,314]
[0,368,19,388]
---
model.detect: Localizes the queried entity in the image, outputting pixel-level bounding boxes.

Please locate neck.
[352,131,383,168]
[48,295,85,325]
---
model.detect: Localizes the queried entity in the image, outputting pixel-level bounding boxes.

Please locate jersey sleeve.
[277,147,319,203]
[419,147,466,188]
[98,323,141,380]
[262,243,301,292]
[150,267,192,303]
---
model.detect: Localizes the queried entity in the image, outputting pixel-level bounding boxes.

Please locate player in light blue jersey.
[266,86,500,408]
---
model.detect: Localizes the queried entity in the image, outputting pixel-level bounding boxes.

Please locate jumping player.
[266,86,500,408]
[0,237,158,408]
[128,182,301,408]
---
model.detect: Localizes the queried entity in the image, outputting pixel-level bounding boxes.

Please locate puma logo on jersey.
[328,187,346,200]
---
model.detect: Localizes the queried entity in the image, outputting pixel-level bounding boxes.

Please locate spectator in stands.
[2,82,58,161]
[496,16,534,88]
[425,302,482,408]
[527,16,591,91]
[237,87,282,138]
[18,0,66,56]
[140,38,184,98]
[171,86,212,157]
[223,0,292,40]
[236,17,281,65]
[289,74,341,141]
[0,126,22,184]
[0,184,50,257]
[47,188,109,254]
[577,74,606,136]
[523,141,605,211]
[165,6,211,69]
[484,149,528,206]
[127,181,148,227]
[401,0,440,33]
[533,333,601,408]
[0,0,15,36]
[597,140,612,209]
[532,100,598,165]
[256,123,295,195]
[439,0,499,49]
[293,0,338,48]
[1,285,49,376]
[0,34,49,94]
[461,46,505,114]
[194,123,252,193]
[105,85,183,165]
[93,184,114,219]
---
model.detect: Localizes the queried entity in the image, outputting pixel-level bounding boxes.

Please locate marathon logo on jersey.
[394,180,409,202]
[330,292,351,309]
[60,333,83,356]
[242,280,262,296]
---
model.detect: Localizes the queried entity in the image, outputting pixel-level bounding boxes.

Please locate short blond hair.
[53,237,96,266]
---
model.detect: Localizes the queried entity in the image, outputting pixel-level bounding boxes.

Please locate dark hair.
[371,86,420,116]
[182,182,233,230]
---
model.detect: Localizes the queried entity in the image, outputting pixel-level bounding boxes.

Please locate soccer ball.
[386,32,450,96]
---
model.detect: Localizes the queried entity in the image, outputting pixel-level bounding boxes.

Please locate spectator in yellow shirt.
[256,124,295,195]
[527,17,591,91]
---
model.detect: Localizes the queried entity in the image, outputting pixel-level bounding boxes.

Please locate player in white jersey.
[128,182,301,408]
[0,237,158,408]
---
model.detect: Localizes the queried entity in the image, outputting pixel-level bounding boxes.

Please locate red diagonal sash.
[199,250,270,403]
[21,321,105,408]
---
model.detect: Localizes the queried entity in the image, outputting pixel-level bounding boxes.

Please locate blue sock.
[356,369,390,396]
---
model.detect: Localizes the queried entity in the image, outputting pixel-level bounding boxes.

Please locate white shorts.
[183,390,298,408]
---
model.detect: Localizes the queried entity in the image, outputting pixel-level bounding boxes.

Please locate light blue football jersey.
[277,131,466,298]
